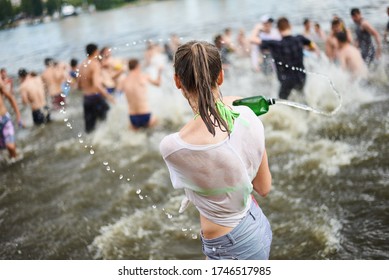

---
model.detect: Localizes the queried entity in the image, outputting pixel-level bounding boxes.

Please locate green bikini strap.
[216,100,240,133]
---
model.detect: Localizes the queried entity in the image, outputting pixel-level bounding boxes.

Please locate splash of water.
[272,62,343,117]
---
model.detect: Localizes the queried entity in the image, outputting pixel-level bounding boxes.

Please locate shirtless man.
[41,58,67,110]
[119,58,161,130]
[336,32,367,78]
[325,18,354,62]
[0,77,22,159]
[100,46,124,95]
[78,43,115,133]
[1,68,14,96]
[19,69,50,125]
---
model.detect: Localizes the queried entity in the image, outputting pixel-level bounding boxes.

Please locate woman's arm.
[252,149,272,197]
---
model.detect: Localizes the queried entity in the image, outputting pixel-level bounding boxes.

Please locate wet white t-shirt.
[159,105,265,227]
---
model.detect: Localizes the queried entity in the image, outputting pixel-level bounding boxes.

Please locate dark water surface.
[0,0,388,259]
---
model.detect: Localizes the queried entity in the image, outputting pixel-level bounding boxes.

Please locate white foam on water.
[89,194,199,259]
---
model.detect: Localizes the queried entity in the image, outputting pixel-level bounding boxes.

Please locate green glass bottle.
[232,96,276,116]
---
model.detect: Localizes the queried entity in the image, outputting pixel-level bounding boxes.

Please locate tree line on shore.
[0,0,137,28]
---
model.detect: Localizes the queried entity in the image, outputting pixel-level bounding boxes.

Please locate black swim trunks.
[83,94,110,133]
[32,106,51,125]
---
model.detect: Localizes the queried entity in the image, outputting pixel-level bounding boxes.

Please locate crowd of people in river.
[1,7,388,161]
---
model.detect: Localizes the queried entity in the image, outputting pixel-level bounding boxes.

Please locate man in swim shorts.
[119,58,161,130]
[41,58,67,110]
[99,46,124,96]
[19,69,50,126]
[0,77,22,159]
[78,43,115,133]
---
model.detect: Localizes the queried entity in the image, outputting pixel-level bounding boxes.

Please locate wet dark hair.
[174,40,228,136]
[350,8,360,16]
[128,58,139,70]
[44,57,53,66]
[70,58,78,67]
[303,18,310,25]
[335,32,348,43]
[100,46,110,57]
[277,17,290,32]
[214,34,223,49]
[18,68,28,78]
[86,43,98,56]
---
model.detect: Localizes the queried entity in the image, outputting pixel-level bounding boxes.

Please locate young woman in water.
[159,40,272,260]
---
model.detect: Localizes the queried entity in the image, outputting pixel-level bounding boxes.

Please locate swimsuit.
[32,106,50,125]
[106,87,116,95]
[83,94,109,133]
[52,93,66,109]
[129,113,151,128]
[356,21,375,65]
[0,112,15,149]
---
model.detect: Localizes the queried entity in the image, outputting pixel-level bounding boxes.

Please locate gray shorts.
[201,199,272,260]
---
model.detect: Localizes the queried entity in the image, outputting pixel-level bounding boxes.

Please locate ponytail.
[174,41,229,136]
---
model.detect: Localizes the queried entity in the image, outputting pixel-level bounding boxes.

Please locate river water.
[0,0,388,260]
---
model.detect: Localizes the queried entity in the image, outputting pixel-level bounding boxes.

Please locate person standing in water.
[41,58,67,110]
[78,43,115,133]
[350,8,382,65]
[18,69,50,125]
[119,58,161,130]
[99,46,124,95]
[160,41,272,260]
[0,68,14,96]
[335,32,367,78]
[0,77,22,159]
[259,17,318,99]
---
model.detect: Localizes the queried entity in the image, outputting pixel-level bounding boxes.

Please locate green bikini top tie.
[215,101,240,133]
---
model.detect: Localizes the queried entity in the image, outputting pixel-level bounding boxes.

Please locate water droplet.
[89,149,95,155]
[167,213,172,219]
[64,118,68,122]
[79,139,84,144]
[66,122,71,127]
[136,189,141,194]
[152,205,157,209]
[292,66,295,70]
[84,145,88,148]
[127,178,130,182]
[212,247,216,252]
[60,101,65,106]
[77,132,82,138]
[111,169,115,173]
[191,234,198,239]
[103,161,108,166]
[181,228,187,232]
[106,166,110,171]
[119,174,123,180]
[138,195,144,200]
[60,93,66,97]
